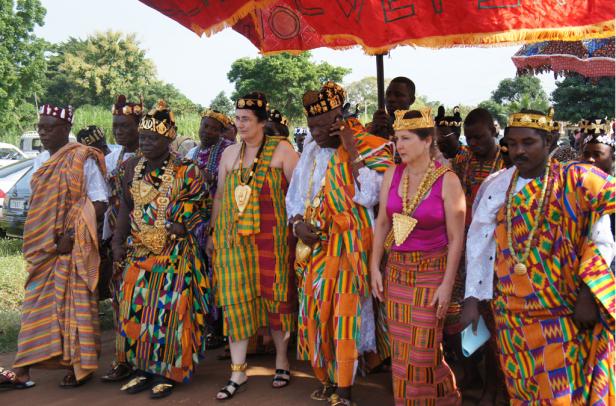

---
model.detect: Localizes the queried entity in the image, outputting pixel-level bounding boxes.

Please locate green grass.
[0,239,26,353]
[0,238,114,353]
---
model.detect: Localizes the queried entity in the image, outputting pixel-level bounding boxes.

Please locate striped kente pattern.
[296,126,393,387]
[493,161,615,405]
[213,137,296,341]
[119,160,210,383]
[15,143,104,380]
[385,250,461,406]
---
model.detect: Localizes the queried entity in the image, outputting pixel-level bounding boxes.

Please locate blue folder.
[461,315,490,357]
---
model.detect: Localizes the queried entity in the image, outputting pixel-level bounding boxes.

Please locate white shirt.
[33,149,108,203]
[465,167,614,300]
[286,134,383,222]
[185,146,199,161]
[104,145,135,176]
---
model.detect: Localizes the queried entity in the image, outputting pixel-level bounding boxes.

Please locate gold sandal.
[329,394,357,406]
[311,383,337,401]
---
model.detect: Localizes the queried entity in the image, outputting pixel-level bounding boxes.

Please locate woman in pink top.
[370,109,466,405]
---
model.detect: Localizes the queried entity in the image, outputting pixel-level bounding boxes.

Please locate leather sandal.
[101,362,133,382]
[271,369,291,389]
[311,383,337,401]
[216,363,247,401]
[0,367,35,390]
[59,371,92,388]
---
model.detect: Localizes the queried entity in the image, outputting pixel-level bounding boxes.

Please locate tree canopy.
[0,0,47,136]
[551,75,615,122]
[479,76,550,127]
[228,52,350,124]
[209,91,234,116]
[43,31,199,114]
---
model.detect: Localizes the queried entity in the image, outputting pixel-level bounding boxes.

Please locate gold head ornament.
[138,99,177,140]
[201,109,233,127]
[507,107,560,133]
[393,108,435,131]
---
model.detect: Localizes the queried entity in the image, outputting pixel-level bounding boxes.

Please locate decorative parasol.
[138,0,614,106]
[512,38,615,78]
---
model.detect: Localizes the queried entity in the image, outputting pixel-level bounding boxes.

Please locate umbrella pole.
[376,54,385,110]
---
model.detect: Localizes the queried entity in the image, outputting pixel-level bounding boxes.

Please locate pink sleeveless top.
[386,163,448,252]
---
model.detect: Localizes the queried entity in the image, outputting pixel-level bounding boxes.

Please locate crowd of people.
[0,77,614,406]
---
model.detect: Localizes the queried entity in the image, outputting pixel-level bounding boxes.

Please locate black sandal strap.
[274,369,290,375]
[218,380,242,399]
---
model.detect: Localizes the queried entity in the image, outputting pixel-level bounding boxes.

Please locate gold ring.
[170,234,177,240]
[339,125,345,131]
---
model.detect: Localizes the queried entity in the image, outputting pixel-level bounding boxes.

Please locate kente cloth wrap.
[492,161,615,405]
[385,250,461,406]
[192,138,234,248]
[118,159,210,383]
[295,127,393,387]
[15,143,105,381]
[212,136,297,341]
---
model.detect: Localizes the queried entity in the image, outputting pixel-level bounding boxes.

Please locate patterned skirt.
[385,249,461,406]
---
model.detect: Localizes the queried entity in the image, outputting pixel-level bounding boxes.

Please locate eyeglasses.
[440,132,456,138]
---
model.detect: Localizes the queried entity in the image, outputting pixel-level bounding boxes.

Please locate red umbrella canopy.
[512,38,615,78]
[139,0,614,54]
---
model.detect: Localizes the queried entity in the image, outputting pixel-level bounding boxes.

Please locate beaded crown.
[507,108,560,132]
[435,106,463,127]
[393,108,435,131]
[138,100,177,140]
[39,103,74,124]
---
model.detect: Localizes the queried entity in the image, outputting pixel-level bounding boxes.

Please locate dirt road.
[0,330,395,405]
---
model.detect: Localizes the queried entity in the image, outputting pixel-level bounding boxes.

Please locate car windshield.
[32,138,43,152]
[0,148,21,160]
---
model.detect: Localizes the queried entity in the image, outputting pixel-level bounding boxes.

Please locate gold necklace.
[234,139,265,215]
[391,160,437,246]
[506,161,551,275]
[295,160,325,264]
[130,157,175,255]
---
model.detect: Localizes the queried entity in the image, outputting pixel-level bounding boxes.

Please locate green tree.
[551,75,615,122]
[0,0,47,140]
[209,91,234,116]
[345,76,380,123]
[478,99,508,128]
[43,31,199,114]
[227,52,350,124]
[478,76,550,127]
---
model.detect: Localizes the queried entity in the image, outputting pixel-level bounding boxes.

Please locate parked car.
[0,159,34,219]
[20,131,76,158]
[1,162,34,238]
[0,142,27,167]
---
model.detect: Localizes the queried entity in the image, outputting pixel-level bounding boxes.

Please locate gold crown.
[202,109,233,127]
[138,100,177,140]
[393,108,435,131]
[579,118,611,135]
[79,128,105,146]
[507,108,560,132]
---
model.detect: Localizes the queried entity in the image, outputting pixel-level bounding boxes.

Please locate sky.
[35,0,558,108]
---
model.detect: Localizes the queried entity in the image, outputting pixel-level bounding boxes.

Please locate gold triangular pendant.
[392,213,417,246]
[234,184,252,215]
